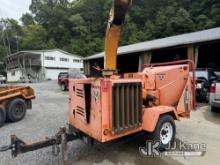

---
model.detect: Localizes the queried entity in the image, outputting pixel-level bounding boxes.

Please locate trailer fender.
[142,106,179,132]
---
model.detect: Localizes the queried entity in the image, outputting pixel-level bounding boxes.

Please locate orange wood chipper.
[0,0,195,163]
[68,0,195,149]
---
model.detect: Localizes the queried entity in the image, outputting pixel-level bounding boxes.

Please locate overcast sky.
[0,0,32,21]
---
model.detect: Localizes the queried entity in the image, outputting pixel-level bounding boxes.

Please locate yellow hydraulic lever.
[103,0,132,76]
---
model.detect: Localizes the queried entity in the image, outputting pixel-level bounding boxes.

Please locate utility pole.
[0,21,9,56]
[15,34,19,52]
[4,21,11,55]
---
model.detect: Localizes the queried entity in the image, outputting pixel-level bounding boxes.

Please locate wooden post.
[138,51,152,71]
[187,45,195,70]
[194,46,199,68]
[84,61,90,76]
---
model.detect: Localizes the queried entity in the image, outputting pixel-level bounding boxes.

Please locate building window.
[73,59,82,63]
[11,71,15,76]
[60,58,69,62]
[45,56,55,61]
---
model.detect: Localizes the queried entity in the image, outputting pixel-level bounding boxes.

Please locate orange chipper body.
[69,0,195,144]
[69,62,195,142]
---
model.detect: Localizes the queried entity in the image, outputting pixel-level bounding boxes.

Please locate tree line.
[0,0,220,60]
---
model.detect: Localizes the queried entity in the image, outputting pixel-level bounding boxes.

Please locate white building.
[5,49,83,82]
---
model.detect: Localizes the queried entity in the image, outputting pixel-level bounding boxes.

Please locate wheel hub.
[160,122,173,145]
[13,104,24,118]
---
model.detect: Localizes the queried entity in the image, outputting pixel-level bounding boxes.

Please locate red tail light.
[210,83,216,93]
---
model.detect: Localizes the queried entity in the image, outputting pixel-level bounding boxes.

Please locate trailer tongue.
[0,128,78,157]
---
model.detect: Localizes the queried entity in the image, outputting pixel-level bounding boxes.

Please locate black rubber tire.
[211,106,218,112]
[205,92,210,103]
[61,83,67,91]
[149,115,176,150]
[0,107,6,127]
[6,98,27,122]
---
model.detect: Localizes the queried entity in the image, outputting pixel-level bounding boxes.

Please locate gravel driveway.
[0,81,220,165]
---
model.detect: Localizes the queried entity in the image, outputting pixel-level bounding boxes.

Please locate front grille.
[112,82,142,133]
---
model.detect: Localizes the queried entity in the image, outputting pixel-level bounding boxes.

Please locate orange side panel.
[68,78,102,141]
[177,76,194,117]
[156,65,188,106]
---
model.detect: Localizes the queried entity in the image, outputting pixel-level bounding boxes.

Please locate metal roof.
[6,49,82,59]
[85,27,220,60]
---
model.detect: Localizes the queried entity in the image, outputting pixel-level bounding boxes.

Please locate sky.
[0,0,32,21]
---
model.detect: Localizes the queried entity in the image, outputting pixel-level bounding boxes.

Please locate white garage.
[45,68,69,80]
[6,49,83,82]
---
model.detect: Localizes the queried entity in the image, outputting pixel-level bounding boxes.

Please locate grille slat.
[131,85,135,126]
[115,86,120,131]
[134,84,139,125]
[112,83,142,133]
[125,86,130,127]
[121,86,125,129]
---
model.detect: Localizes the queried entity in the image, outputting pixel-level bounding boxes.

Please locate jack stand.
[61,127,68,165]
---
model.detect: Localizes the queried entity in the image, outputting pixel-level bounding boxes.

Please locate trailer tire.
[211,106,218,112]
[61,83,67,91]
[150,115,176,150]
[6,98,27,122]
[0,107,6,127]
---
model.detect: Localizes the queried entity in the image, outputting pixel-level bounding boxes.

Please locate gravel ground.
[0,81,69,165]
[0,81,220,165]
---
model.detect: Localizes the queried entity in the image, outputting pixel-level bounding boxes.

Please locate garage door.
[45,68,68,80]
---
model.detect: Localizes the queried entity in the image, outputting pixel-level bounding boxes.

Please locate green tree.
[21,24,49,50]
[0,19,22,54]
[0,0,217,57]
[21,13,35,26]
[0,45,7,61]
